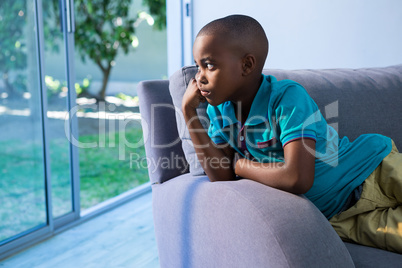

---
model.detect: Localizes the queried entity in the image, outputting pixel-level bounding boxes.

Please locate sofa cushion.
[169,66,206,175]
[344,242,402,267]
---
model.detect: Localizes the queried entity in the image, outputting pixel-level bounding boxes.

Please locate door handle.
[66,0,75,33]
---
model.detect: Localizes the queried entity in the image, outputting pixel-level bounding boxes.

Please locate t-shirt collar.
[220,101,238,128]
[245,74,273,126]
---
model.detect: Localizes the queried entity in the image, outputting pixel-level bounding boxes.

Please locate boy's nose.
[195,72,201,81]
[196,72,207,85]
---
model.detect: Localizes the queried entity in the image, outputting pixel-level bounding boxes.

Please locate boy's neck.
[234,75,263,125]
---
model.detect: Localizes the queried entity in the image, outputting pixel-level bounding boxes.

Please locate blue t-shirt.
[207,74,392,219]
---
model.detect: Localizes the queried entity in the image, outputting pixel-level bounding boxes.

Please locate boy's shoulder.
[264,74,308,102]
[265,74,303,92]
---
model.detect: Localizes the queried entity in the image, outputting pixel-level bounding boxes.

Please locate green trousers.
[329,141,402,254]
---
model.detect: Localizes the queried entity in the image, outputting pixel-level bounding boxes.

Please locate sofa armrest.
[153,174,355,267]
[137,80,189,184]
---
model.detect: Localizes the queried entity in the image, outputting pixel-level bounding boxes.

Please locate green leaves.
[74,0,166,99]
[142,0,166,30]
[1,0,165,100]
[0,1,27,73]
[74,0,137,75]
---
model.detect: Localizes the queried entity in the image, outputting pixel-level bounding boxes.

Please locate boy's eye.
[206,63,214,70]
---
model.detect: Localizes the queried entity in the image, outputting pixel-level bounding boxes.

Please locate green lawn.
[79,128,149,209]
[0,128,149,242]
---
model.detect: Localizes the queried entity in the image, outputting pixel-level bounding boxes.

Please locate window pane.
[0,0,47,243]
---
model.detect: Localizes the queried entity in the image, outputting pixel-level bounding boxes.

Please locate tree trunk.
[99,65,112,101]
[3,72,14,95]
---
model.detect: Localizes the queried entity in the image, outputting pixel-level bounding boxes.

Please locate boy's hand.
[180,78,237,182]
[233,152,243,170]
[182,78,206,113]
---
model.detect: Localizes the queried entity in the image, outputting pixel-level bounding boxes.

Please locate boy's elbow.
[288,171,314,195]
[292,181,312,195]
[206,168,236,182]
[209,175,233,182]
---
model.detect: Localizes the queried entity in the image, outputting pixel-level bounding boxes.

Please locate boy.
[182,14,402,253]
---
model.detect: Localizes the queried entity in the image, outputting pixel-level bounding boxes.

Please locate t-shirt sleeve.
[275,85,320,146]
[206,105,226,145]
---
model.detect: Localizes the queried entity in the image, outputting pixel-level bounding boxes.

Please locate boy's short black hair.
[197,15,269,72]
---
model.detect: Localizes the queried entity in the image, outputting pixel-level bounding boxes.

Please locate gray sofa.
[138,65,402,267]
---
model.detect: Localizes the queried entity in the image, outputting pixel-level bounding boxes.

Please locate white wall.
[167,0,184,76]
[167,0,402,75]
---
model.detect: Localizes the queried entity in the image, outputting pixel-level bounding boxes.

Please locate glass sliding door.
[0,0,48,244]
[0,0,78,258]
[0,0,165,260]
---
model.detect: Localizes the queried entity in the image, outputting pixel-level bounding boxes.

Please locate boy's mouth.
[200,90,211,97]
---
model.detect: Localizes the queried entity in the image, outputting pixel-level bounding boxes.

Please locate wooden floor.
[0,191,159,268]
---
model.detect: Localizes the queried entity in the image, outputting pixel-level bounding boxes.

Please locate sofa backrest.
[264,66,402,147]
[138,65,402,183]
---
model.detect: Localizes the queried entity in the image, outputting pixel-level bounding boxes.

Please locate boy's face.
[193,34,245,106]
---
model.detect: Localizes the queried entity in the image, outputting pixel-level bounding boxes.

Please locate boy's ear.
[242,54,256,76]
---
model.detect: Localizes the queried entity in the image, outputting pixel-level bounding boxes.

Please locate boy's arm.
[235,139,316,194]
[182,78,236,181]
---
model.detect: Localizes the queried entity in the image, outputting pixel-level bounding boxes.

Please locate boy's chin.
[205,98,223,107]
